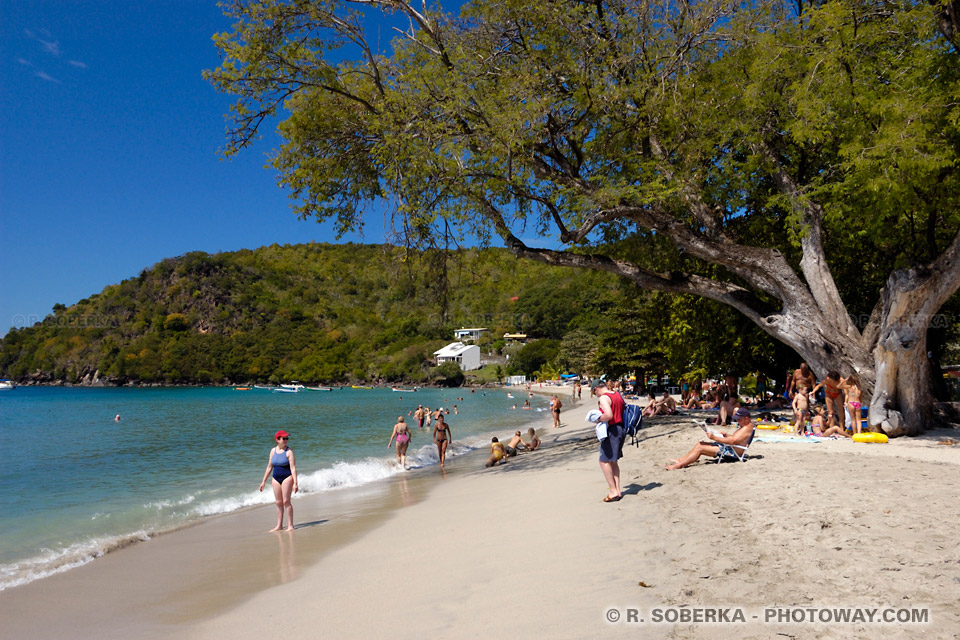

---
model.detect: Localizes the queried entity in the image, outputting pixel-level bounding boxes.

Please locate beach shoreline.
[2,390,958,639]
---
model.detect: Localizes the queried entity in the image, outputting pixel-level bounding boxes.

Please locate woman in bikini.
[812,370,844,429]
[840,373,864,434]
[433,413,452,468]
[259,430,299,532]
[388,416,412,469]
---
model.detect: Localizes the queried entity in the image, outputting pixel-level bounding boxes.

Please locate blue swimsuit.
[271,448,292,483]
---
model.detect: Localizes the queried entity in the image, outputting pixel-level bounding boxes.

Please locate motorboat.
[307,386,332,391]
[279,382,305,392]
[392,387,416,392]
[0,380,16,390]
[272,387,299,393]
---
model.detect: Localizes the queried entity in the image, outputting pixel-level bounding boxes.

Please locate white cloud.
[39,39,61,56]
[23,28,35,39]
[17,58,33,67]
[35,71,60,83]
[68,60,87,69]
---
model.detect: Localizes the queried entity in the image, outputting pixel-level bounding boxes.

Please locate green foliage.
[510,339,560,377]
[203,0,960,392]
[433,361,465,387]
[0,244,623,385]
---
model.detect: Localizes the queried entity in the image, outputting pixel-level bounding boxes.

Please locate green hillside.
[0,243,620,385]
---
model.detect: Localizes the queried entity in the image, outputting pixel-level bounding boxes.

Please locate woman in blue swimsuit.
[259,429,299,531]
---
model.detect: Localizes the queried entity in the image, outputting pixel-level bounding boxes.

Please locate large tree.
[207,0,960,435]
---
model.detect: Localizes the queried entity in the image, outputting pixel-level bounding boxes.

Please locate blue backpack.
[620,394,644,447]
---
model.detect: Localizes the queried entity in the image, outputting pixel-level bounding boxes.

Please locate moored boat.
[0,379,16,390]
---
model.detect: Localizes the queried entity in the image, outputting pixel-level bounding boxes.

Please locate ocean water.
[0,385,550,590]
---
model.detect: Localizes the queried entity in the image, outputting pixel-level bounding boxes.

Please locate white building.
[434,342,482,371]
[453,327,488,343]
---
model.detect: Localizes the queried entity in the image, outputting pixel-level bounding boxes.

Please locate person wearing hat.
[593,379,626,502]
[665,408,755,470]
[259,430,299,531]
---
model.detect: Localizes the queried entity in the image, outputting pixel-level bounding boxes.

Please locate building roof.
[434,342,479,357]
[454,327,488,333]
[503,333,528,339]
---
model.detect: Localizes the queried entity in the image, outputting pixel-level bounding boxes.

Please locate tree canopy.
[207,0,960,434]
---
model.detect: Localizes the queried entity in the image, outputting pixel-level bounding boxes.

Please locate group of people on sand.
[787,364,864,436]
[485,428,541,467]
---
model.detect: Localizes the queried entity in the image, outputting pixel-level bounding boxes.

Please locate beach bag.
[620,395,644,447]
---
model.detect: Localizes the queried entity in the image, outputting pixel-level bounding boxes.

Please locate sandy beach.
[2,385,958,639]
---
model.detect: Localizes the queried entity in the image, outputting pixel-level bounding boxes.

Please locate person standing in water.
[433,413,452,468]
[388,416,412,469]
[259,430,298,532]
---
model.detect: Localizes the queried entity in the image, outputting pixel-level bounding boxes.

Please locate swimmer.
[259,430,298,532]
[388,416,412,469]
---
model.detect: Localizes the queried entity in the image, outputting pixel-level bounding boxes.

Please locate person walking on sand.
[388,416,412,469]
[593,380,625,502]
[259,430,299,532]
[550,395,562,428]
[433,413,452,468]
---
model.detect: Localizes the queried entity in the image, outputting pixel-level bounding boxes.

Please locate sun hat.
[275,429,290,439]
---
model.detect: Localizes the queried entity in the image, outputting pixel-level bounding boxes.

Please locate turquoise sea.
[0,385,549,590]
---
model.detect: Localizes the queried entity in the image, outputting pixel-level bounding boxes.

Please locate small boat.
[351,385,372,389]
[253,385,276,390]
[272,387,299,393]
[0,380,16,391]
[280,382,305,392]
[307,386,332,391]
[235,387,252,391]
[392,387,417,393]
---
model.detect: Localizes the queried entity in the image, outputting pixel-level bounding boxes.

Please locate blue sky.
[1,1,468,335]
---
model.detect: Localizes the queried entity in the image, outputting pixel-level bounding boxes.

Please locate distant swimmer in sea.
[388,416,412,469]
[507,393,515,399]
[259,430,299,532]
[485,437,507,467]
[522,399,531,410]
[433,413,452,469]
[114,414,121,422]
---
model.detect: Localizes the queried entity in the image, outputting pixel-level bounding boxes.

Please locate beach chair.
[707,428,755,463]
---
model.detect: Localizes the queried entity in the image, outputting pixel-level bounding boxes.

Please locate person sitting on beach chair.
[666,408,755,470]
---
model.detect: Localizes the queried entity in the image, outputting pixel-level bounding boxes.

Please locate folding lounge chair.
[708,427,755,463]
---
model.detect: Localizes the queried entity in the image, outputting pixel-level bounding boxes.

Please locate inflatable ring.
[853,432,888,443]
[756,423,781,430]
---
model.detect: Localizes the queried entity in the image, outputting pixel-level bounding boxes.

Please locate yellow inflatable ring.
[756,423,781,430]
[853,432,888,443]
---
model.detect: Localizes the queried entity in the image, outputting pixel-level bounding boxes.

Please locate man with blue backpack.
[593,379,627,503]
